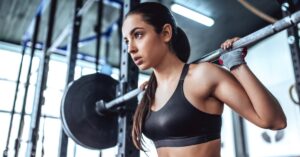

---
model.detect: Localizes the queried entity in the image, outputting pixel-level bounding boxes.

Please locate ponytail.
[172,27,190,63]
[132,73,157,150]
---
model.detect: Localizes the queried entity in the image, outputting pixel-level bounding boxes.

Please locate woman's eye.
[134,32,143,39]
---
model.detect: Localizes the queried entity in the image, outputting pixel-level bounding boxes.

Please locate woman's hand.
[139,81,149,91]
[220,37,240,50]
[218,37,247,70]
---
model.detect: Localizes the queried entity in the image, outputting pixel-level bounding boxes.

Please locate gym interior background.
[1,0,300,156]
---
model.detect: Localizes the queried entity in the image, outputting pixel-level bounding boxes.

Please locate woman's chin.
[139,67,148,71]
[137,64,149,71]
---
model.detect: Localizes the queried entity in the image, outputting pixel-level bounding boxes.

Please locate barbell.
[61,10,300,150]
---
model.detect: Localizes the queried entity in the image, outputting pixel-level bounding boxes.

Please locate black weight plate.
[61,73,118,149]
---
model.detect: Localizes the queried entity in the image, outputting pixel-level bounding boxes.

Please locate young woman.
[122,2,286,157]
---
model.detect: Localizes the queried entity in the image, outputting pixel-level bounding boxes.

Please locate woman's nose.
[128,41,137,54]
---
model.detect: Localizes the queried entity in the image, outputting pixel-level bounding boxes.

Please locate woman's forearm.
[231,64,286,129]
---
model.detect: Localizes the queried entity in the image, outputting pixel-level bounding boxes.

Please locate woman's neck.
[153,53,185,84]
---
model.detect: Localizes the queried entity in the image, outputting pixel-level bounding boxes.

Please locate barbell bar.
[95,88,143,115]
[95,9,300,115]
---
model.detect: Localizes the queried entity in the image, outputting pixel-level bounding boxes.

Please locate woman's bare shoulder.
[184,63,222,97]
[188,62,232,84]
[189,62,226,76]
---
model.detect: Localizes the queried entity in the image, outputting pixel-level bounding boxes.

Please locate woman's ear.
[161,24,173,42]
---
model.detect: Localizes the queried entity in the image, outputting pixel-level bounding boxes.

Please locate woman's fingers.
[139,81,149,90]
[221,37,240,50]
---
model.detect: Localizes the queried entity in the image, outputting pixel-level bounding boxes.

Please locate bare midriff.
[156,139,221,157]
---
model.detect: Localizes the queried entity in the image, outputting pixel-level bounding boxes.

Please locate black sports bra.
[143,64,222,148]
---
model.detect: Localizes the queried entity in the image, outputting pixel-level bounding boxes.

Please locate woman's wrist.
[218,48,247,70]
[230,63,247,71]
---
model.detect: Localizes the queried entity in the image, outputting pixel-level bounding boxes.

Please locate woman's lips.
[135,59,143,65]
[134,57,143,65]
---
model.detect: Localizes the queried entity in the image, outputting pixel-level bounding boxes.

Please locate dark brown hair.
[125,2,190,151]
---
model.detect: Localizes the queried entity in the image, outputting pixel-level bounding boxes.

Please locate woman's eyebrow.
[129,27,144,35]
[124,27,144,40]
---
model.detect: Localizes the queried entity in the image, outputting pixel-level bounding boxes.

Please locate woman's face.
[122,14,170,70]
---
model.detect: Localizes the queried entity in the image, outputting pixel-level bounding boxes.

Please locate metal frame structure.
[25,0,58,156]
[279,0,300,106]
[2,39,28,157]
[116,0,140,157]
[57,0,83,156]
[95,0,104,72]
[13,2,43,156]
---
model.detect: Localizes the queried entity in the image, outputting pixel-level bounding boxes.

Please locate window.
[0,44,152,157]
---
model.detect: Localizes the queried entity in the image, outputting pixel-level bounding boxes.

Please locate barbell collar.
[95,100,108,116]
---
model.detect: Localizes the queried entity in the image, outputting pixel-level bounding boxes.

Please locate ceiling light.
[171,3,214,27]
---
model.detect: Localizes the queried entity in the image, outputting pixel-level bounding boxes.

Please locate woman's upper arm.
[208,64,263,126]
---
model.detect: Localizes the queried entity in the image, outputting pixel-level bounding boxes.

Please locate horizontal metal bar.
[192,10,300,63]
[96,9,300,115]
[0,109,60,119]
[96,88,143,115]
[49,0,96,52]
[107,88,142,109]
[49,0,122,53]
